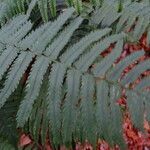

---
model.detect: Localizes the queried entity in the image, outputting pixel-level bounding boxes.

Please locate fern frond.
[66,0,74,7]
[44,16,83,59]
[0,6,149,148]
[17,56,49,127]
[96,80,110,141]
[80,74,96,146]
[90,3,119,27]
[0,46,18,81]
[47,62,66,147]
[49,0,57,17]
[92,39,123,77]
[10,20,32,44]
[126,91,145,130]
[74,33,124,72]
[40,90,49,145]
[135,77,150,91]
[62,69,81,145]
[90,1,150,42]
[106,51,145,82]
[96,80,125,147]
[0,0,30,24]
[132,16,149,41]
[0,85,23,147]
[0,2,7,24]
[29,91,43,143]
[121,59,150,86]
[18,21,51,50]
[0,15,29,43]
[0,42,5,54]
[148,29,150,46]
[145,98,150,122]
[28,75,49,145]
[60,28,111,66]
[38,0,49,22]
[0,9,79,128]
[26,0,38,16]
[73,0,82,14]
[31,7,75,53]
[109,84,125,147]
[0,52,34,109]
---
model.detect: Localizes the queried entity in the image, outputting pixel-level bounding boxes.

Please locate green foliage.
[0,138,15,150]
[1,0,148,23]
[0,84,24,148]
[0,0,150,149]
[89,1,150,41]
